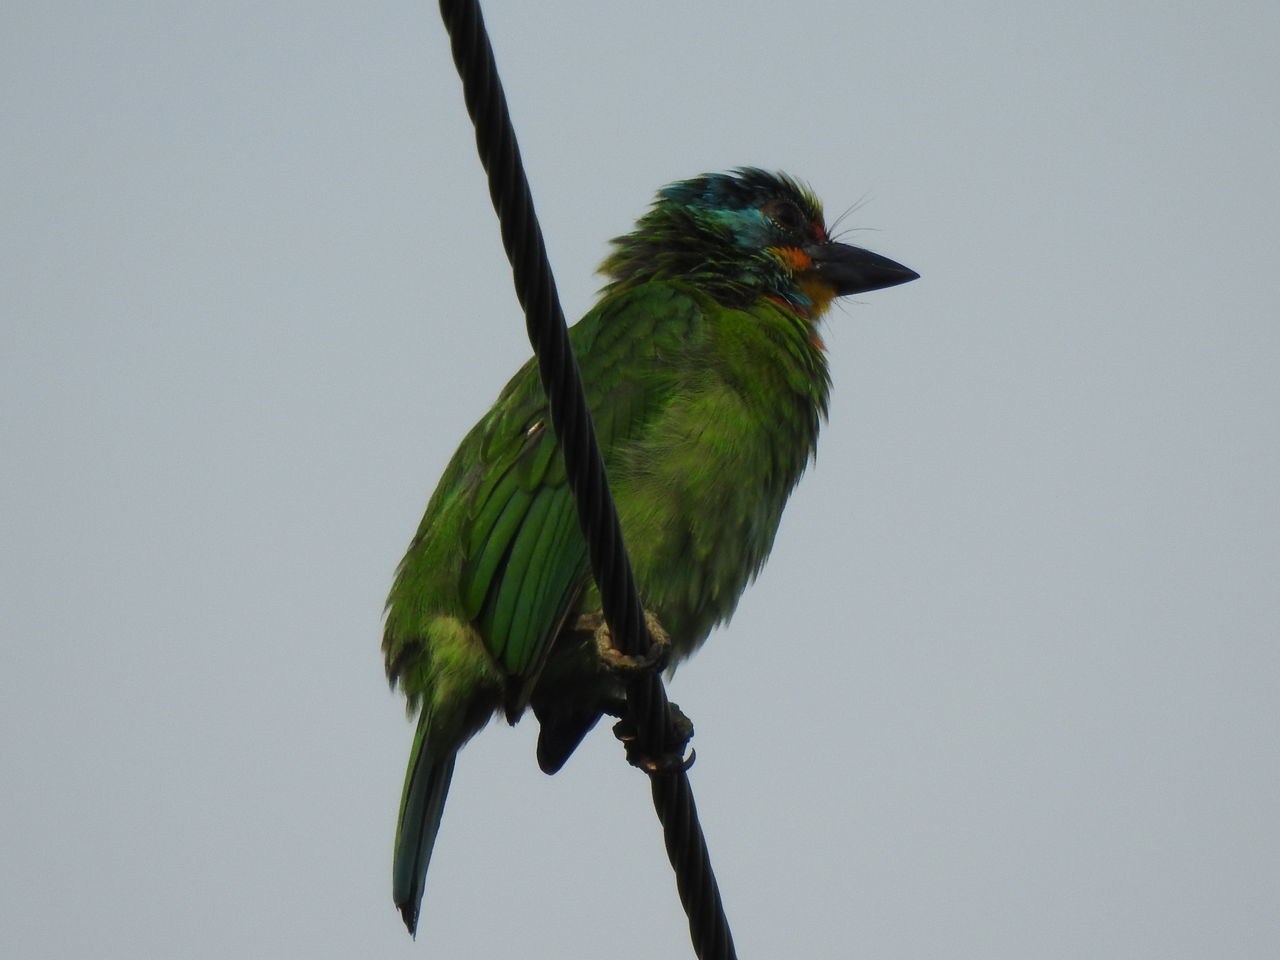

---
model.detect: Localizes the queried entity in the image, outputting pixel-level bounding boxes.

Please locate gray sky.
[4,2,1278,957]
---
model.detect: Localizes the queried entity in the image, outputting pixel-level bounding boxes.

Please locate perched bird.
[383,168,917,934]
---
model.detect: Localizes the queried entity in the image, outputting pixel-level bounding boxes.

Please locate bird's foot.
[573,610,671,675]
[573,612,691,772]
[612,701,696,774]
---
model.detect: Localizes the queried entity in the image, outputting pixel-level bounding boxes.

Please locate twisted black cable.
[436,2,736,958]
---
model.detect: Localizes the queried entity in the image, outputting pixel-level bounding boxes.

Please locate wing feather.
[385,282,707,702]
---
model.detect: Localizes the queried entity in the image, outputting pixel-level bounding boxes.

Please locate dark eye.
[771,200,806,234]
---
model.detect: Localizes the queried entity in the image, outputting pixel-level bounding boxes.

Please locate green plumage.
[383,169,917,935]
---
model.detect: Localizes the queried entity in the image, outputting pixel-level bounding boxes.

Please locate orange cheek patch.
[768,246,813,272]
[768,246,835,325]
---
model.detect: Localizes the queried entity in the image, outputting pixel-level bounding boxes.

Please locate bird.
[383,168,917,934]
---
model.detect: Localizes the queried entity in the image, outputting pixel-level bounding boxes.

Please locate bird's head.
[600,168,917,318]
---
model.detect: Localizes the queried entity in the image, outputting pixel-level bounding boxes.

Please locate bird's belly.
[608,460,794,659]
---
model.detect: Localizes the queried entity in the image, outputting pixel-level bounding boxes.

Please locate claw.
[575,610,671,675]
[612,701,695,774]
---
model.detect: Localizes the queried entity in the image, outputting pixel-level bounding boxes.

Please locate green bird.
[384,168,917,933]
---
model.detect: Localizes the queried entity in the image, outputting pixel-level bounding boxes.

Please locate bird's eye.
[770,200,806,234]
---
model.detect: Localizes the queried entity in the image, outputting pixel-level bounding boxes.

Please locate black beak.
[807,241,919,296]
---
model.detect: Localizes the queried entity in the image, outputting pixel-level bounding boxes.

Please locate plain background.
[4,2,1277,957]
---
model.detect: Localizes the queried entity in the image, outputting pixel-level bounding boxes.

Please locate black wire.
[436,2,737,958]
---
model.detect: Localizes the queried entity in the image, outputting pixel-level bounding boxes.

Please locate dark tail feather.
[393,710,456,936]
[535,707,602,774]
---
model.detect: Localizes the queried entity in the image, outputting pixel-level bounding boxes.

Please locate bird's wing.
[436,282,706,686]
[458,382,585,679]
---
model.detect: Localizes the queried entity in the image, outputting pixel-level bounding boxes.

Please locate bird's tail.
[393,707,457,936]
